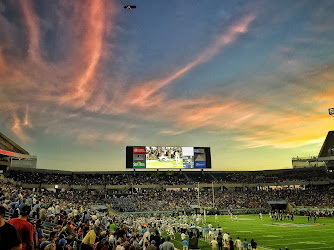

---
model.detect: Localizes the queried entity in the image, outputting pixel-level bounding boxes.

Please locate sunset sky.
[1,0,334,171]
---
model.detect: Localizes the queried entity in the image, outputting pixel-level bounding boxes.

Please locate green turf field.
[146,159,183,168]
[164,214,334,250]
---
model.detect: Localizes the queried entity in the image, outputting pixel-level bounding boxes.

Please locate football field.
[164,214,334,250]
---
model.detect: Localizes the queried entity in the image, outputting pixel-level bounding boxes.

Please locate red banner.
[0,149,15,156]
[133,147,146,154]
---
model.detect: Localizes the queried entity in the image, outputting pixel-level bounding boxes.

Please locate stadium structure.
[292,130,334,171]
[2,130,334,215]
[0,132,37,173]
[2,131,334,250]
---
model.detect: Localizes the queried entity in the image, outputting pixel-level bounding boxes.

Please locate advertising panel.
[133,160,146,168]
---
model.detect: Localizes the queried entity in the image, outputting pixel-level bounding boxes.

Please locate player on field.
[175,151,181,164]
[196,217,200,226]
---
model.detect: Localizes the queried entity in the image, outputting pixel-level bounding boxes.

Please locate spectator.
[147,240,157,250]
[82,227,102,250]
[0,204,22,250]
[161,235,174,250]
[242,239,248,250]
[8,205,34,250]
[250,239,257,249]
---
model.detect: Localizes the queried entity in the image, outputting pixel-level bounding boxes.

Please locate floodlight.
[329,108,334,116]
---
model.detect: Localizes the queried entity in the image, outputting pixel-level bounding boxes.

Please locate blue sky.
[0,0,334,171]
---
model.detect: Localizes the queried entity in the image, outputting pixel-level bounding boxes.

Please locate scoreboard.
[126,146,211,169]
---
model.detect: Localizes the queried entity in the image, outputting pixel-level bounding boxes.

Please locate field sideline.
[162,214,334,250]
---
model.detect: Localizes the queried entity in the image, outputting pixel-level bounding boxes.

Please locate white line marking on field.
[257,247,276,250]
[262,235,282,238]
[297,241,326,245]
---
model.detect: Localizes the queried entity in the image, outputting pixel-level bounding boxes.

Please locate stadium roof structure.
[0,132,31,159]
[318,130,334,161]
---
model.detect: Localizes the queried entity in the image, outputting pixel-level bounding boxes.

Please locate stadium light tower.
[329,108,334,117]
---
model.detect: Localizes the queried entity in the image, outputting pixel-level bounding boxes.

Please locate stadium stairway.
[73,174,82,185]
[4,213,58,239]
[183,173,192,183]
[106,205,117,216]
[209,173,217,183]
[287,202,296,213]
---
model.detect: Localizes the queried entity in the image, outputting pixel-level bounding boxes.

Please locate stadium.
[1,1,334,250]
[2,130,334,249]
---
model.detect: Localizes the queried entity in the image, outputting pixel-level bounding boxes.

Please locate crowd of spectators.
[131,186,334,212]
[1,179,334,250]
[0,182,265,250]
[10,171,74,185]
[8,167,334,186]
[128,173,189,186]
[212,168,330,184]
[0,182,181,250]
[99,186,334,212]
[6,167,334,213]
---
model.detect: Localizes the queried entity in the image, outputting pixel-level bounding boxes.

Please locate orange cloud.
[312,68,334,103]
[61,0,106,107]
[11,113,31,143]
[139,87,332,150]
[23,106,32,128]
[0,0,121,143]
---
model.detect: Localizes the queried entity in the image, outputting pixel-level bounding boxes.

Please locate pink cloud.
[1,0,332,154]
[0,0,119,142]
[11,112,31,143]
[21,0,41,63]
[23,107,32,128]
[61,0,108,107]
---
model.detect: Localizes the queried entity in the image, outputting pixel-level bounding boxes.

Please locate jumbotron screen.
[126,146,211,169]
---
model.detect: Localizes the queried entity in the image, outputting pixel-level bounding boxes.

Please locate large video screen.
[126,146,211,169]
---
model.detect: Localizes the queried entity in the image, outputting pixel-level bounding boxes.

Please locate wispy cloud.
[23,107,32,128]
[0,0,118,143]
[148,61,334,150]
[126,15,256,107]
[11,112,31,143]
[61,0,106,107]
[0,0,333,172]
[21,0,41,63]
